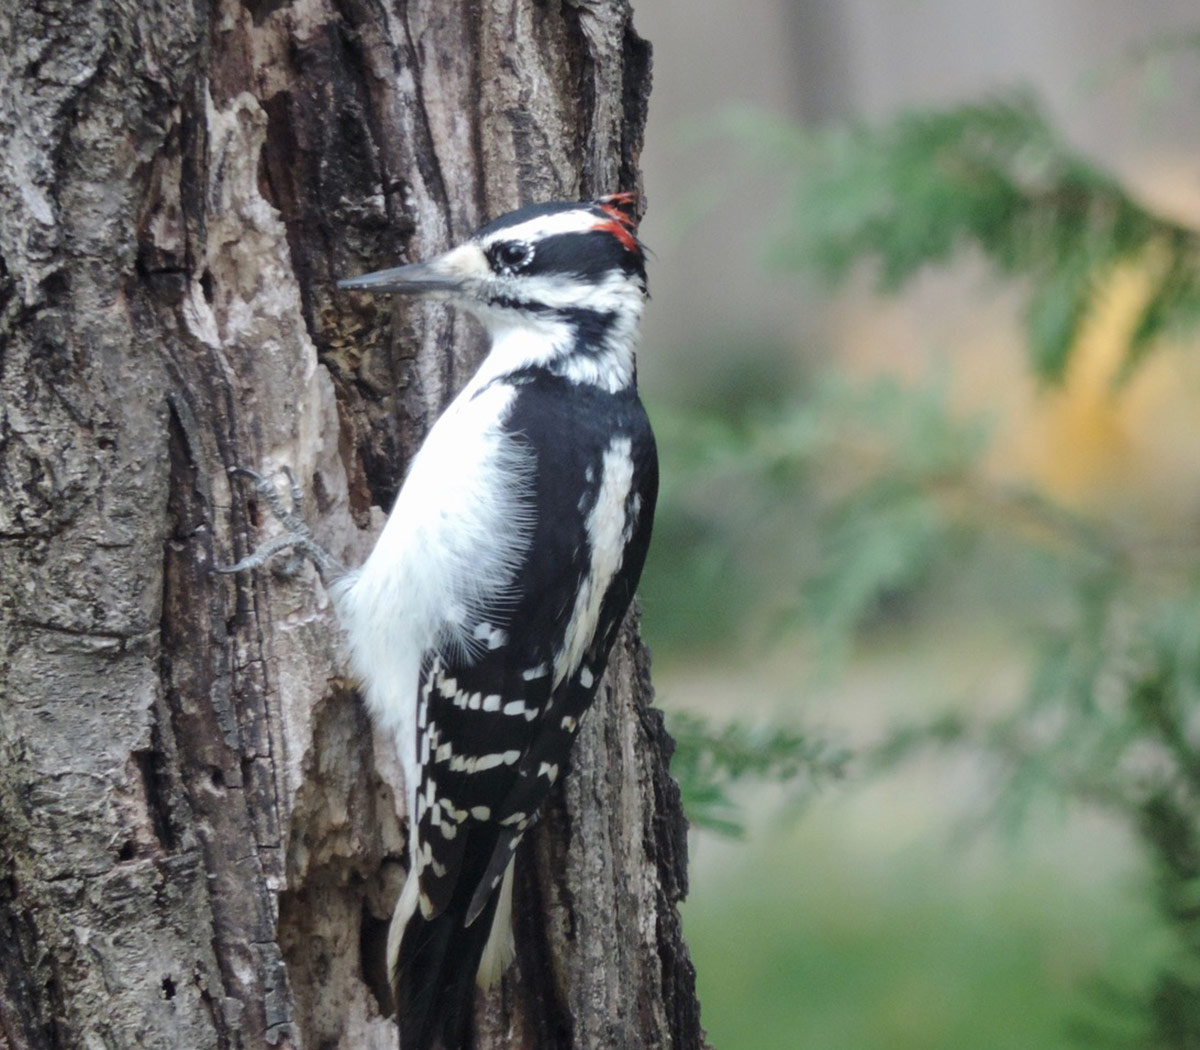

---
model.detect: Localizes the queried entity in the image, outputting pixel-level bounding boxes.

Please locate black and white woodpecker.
[225,194,657,1050]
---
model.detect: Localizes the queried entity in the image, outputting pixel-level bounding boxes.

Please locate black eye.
[491,241,532,272]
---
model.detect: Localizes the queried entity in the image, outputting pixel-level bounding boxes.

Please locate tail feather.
[393,890,503,1050]
[475,861,516,989]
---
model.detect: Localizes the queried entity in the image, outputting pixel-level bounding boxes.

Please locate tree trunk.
[0,2,704,1048]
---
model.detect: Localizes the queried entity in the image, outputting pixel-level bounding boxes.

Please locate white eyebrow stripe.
[478,209,599,248]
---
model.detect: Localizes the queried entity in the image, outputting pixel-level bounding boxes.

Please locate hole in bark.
[161,975,177,999]
[244,0,287,25]
[116,840,136,862]
[210,767,226,790]
[200,269,214,304]
[39,269,68,300]
[134,743,178,851]
[360,896,392,1016]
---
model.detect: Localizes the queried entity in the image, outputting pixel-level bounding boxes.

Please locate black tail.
[394,892,502,1050]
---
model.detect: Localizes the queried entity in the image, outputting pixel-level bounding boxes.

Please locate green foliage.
[662,70,1200,1049]
[977,576,1200,1048]
[646,373,989,666]
[727,95,1200,382]
[666,365,1200,1040]
[668,712,848,836]
[684,826,1163,1050]
[667,372,1200,1042]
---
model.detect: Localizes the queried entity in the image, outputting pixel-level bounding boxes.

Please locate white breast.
[334,380,534,811]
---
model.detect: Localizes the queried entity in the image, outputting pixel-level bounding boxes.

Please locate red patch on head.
[592,191,640,253]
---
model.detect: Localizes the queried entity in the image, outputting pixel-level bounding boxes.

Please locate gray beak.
[338,260,468,295]
[339,238,493,298]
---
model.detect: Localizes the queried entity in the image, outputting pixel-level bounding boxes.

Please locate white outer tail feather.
[387,861,422,982]
[475,860,516,988]
[385,858,517,991]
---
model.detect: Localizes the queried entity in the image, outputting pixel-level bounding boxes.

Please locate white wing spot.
[503,700,526,717]
[438,675,458,698]
[483,694,501,712]
[472,753,508,773]
[579,667,594,688]
[471,805,492,820]
[537,762,559,783]
[561,715,577,732]
[522,663,549,681]
[436,742,453,762]
[502,749,520,765]
[500,811,526,826]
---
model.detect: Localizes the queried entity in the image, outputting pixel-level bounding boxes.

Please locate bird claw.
[215,466,341,582]
[227,466,309,532]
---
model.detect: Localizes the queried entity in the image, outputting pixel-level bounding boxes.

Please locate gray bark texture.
[0,1,705,1048]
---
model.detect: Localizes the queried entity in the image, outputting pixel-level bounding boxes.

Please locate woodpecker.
[225,194,657,1049]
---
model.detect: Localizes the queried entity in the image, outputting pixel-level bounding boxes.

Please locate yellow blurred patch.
[1014,255,1200,519]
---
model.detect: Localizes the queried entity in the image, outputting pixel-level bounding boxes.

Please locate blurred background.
[629,2,1200,1048]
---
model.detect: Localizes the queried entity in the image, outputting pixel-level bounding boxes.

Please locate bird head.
[339,194,647,332]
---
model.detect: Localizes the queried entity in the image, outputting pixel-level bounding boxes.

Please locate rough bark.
[0,1,702,1048]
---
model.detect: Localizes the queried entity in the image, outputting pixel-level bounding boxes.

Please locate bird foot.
[215,466,342,583]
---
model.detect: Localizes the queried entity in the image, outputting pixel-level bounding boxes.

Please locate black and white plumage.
[335,194,657,1050]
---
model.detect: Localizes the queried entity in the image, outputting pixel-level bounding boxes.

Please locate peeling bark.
[0,1,702,1048]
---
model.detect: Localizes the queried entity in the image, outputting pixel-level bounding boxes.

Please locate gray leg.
[215,467,342,582]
